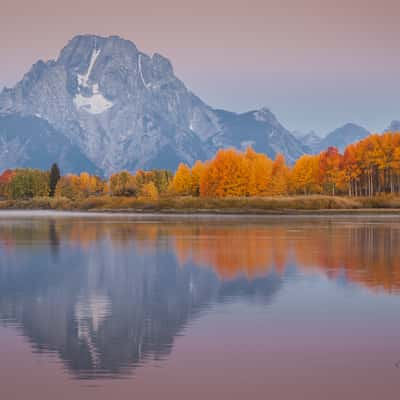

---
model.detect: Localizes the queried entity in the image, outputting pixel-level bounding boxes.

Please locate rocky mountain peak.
[253,107,275,123]
[0,34,307,175]
[319,123,370,153]
[151,53,174,76]
[57,34,138,66]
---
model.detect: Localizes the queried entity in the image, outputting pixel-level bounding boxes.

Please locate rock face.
[0,34,308,175]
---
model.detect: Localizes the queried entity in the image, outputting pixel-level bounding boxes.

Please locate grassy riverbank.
[0,195,400,214]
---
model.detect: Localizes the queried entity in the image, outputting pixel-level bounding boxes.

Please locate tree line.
[0,165,173,201]
[0,132,400,200]
[171,132,400,197]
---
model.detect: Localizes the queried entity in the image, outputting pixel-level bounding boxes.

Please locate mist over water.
[0,214,399,399]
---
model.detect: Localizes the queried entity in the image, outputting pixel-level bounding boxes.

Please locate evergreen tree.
[49,163,61,197]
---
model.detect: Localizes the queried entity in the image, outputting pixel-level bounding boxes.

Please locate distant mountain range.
[0,34,395,176]
[296,123,371,154]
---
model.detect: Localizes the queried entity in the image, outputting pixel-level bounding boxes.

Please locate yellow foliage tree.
[190,160,205,196]
[109,171,137,196]
[269,154,290,196]
[291,154,321,194]
[245,147,273,196]
[79,172,91,195]
[170,163,192,195]
[139,182,159,200]
[55,174,81,200]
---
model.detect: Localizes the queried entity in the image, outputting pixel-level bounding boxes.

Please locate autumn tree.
[55,175,81,200]
[200,149,250,197]
[8,169,50,199]
[291,155,321,194]
[319,147,344,195]
[139,182,159,200]
[56,173,106,200]
[343,144,362,196]
[170,163,193,195]
[245,147,273,196]
[79,172,91,196]
[269,154,290,196]
[341,133,400,196]
[190,160,205,196]
[109,171,137,196]
[134,169,173,195]
[151,170,173,194]
[0,169,15,198]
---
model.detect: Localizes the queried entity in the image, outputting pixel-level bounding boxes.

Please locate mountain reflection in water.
[0,216,399,380]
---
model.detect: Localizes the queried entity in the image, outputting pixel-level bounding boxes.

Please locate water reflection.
[0,216,399,379]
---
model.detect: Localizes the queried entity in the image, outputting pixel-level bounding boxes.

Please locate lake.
[0,212,399,399]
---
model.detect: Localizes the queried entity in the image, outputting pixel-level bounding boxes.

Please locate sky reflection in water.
[0,215,399,399]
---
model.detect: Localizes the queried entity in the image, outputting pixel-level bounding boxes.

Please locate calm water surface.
[0,212,400,399]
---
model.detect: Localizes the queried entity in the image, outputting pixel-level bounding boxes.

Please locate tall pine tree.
[49,163,61,197]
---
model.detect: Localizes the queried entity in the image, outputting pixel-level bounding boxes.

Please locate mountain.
[293,124,372,155]
[301,132,322,153]
[292,130,322,153]
[213,108,306,160]
[385,120,400,132]
[0,34,307,175]
[319,123,370,153]
[0,114,99,174]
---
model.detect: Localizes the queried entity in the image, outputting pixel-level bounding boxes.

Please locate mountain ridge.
[318,123,370,153]
[0,34,308,175]
[0,34,384,175]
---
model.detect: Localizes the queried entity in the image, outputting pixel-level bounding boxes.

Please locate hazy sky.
[1,0,400,134]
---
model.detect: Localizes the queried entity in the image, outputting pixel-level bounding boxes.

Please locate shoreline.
[0,195,400,218]
[0,208,399,219]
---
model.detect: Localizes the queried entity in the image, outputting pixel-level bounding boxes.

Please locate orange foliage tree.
[319,147,344,195]
[190,160,205,196]
[170,163,192,195]
[0,169,15,198]
[245,147,273,196]
[269,154,290,196]
[291,154,321,194]
[342,132,400,196]
[200,149,250,197]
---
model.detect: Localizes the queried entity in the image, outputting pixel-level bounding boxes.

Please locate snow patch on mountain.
[138,54,151,89]
[73,92,113,114]
[77,48,101,88]
[73,47,113,114]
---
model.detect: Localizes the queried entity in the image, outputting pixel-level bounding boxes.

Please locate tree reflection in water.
[0,216,399,379]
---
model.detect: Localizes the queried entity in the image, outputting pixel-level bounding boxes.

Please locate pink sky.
[2,0,400,133]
